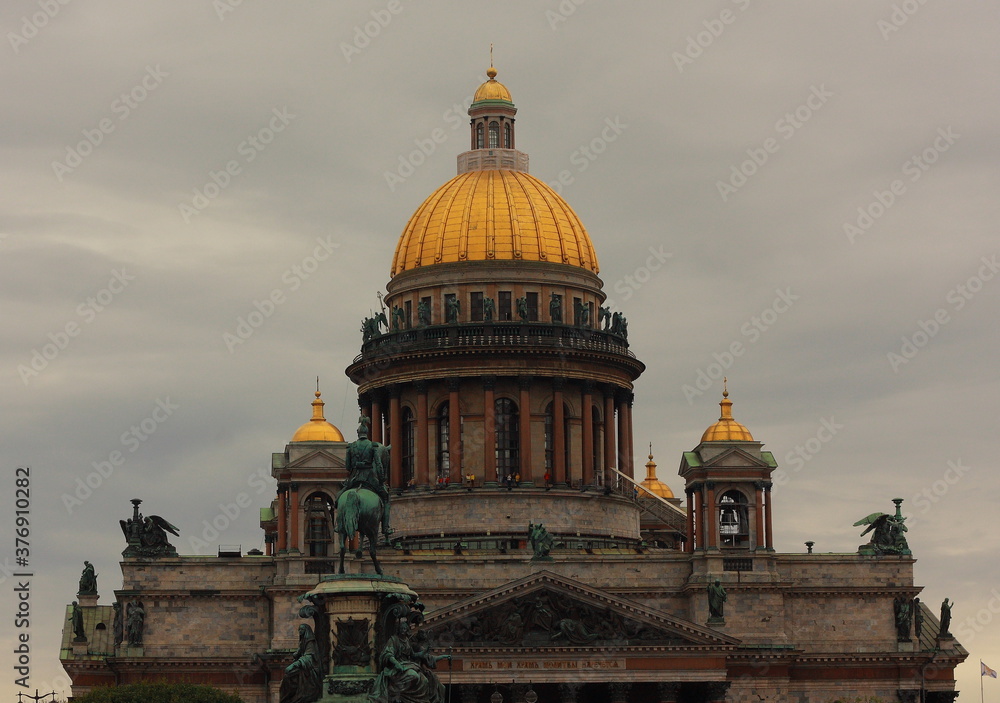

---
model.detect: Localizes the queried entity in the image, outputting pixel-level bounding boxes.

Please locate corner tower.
[346,64,646,547]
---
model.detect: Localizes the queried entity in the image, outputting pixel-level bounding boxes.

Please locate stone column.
[289,483,300,554]
[559,682,584,702]
[483,376,496,482]
[276,485,287,553]
[705,681,731,703]
[754,481,766,550]
[582,382,594,485]
[658,682,682,703]
[553,378,567,485]
[518,376,532,482]
[764,482,774,550]
[416,381,429,486]
[371,393,383,443]
[686,487,696,553]
[604,387,616,473]
[706,481,717,550]
[616,391,629,477]
[448,379,462,477]
[389,386,402,488]
[626,392,635,479]
[608,681,631,703]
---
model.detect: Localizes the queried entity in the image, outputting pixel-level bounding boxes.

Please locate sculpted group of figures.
[281,592,451,703]
[361,297,630,339]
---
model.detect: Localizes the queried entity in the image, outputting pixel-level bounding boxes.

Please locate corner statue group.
[337,415,393,575]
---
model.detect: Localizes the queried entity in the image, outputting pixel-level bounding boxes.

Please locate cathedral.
[61,64,967,703]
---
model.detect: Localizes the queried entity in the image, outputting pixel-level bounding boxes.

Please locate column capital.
[552,376,565,391]
[705,481,716,490]
[763,481,773,492]
[518,375,532,390]
[658,682,683,703]
[414,380,428,393]
[754,480,767,490]
[582,380,596,394]
[608,681,631,703]
[388,384,402,400]
[289,483,299,492]
[705,681,731,703]
[447,378,462,392]
[482,375,496,390]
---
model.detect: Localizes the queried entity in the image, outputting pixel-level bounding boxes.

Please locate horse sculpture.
[335,487,385,575]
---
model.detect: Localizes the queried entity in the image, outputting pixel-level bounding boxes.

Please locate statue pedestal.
[305,574,419,703]
[72,640,88,655]
[77,594,98,607]
[707,616,726,628]
[897,640,914,652]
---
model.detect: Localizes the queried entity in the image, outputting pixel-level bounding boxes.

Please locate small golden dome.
[473,66,512,103]
[638,447,675,499]
[701,385,754,443]
[291,390,345,443]
[391,169,599,276]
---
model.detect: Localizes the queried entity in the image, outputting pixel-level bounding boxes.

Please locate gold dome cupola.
[290,383,345,443]
[700,380,754,443]
[458,55,528,175]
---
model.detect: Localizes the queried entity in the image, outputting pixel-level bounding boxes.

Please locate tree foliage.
[73,681,244,703]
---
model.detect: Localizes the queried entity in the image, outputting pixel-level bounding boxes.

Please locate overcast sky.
[2,1,998,698]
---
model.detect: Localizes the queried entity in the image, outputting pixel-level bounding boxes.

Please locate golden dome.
[291,390,345,443]
[391,169,599,276]
[701,386,754,443]
[473,66,512,103]
[638,448,675,499]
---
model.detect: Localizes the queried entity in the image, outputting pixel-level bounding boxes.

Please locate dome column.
[415,382,429,486]
[616,390,629,477]
[764,482,774,550]
[582,382,594,484]
[603,386,617,474]
[483,376,497,481]
[626,392,635,479]
[448,379,462,477]
[276,484,288,554]
[289,483,300,554]
[518,376,532,482]
[389,387,402,488]
[705,481,718,550]
[754,481,766,550]
[371,393,383,444]
[685,487,695,553]
[553,378,567,486]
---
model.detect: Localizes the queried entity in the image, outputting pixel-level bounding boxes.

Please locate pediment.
[700,446,770,469]
[423,570,740,649]
[287,449,345,470]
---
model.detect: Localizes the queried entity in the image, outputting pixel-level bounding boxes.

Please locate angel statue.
[121,499,180,557]
[854,499,909,555]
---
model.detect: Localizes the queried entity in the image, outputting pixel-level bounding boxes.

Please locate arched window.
[544,402,570,477]
[494,398,519,479]
[401,407,415,486]
[488,121,499,149]
[719,490,750,549]
[437,402,450,480]
[305,492,335,557]
[476,123,484,149]
[504,123,512,148]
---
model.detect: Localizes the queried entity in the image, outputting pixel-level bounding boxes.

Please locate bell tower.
[678,382,777,553]
[457,61,529,174]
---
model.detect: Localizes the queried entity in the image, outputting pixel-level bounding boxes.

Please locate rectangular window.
[471,292,484,322]
[498,291,512,321]
[404,300,412,329]
[526,292,538,322]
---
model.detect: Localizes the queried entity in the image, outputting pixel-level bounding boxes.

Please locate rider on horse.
[343,415,393,536]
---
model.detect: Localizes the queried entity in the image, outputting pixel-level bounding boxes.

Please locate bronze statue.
[280,623,323,703]
[112,602,123,647]
[333,618,371,668]
[516,296,529,321]
[121,500,179,558]
[369,619,448,703]
[854,506,909,555]
[894,596,911,640]
[939,598,953,638]
[391,305,405,331]
[483,297,495,321]
[708,580,727,619]
[417,301,431,327]
[337,419,392,575]
[297,593,330,677]
[126,600,145,647]
[550,293,562,322]
[78,561,97,596]
[528,523,554,559]
[69,601,85,641]
[599,306,611,330]
[446,297,460,324]
[913,597,924,638]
